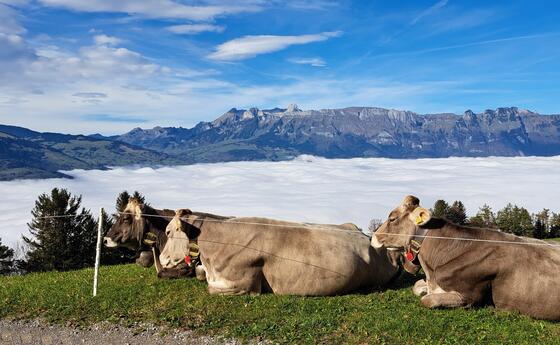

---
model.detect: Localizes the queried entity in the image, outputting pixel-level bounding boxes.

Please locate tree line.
[0,188,146,275]
[1,190,559,275]
[431,199,560,239]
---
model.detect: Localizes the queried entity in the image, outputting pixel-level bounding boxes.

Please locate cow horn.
[152,247,162,274]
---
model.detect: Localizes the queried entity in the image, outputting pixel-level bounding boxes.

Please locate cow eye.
[389,216,397,223]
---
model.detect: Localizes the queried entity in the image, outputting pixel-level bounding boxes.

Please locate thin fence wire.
[31,210,560,248]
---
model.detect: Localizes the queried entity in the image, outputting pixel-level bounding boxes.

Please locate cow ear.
[409,207,431,226]
[401,195,420,211]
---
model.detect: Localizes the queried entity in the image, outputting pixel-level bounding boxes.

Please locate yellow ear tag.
[415,215,423,225]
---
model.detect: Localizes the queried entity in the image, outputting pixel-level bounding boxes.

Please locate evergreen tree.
[115,191,131,213]
[495,203,534,237]
[447,201,467,225]
[533,209,550,238]
[0,237,14,275]
[432,200,449,219]
[468,204,497,228]
[131,191,146,204]
[533,219,546,239]
[22,188,97,272]
[550,213,560,239]
[115,190,146,214]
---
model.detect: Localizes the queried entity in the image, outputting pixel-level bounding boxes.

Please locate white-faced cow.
[158,209,401,296]
[372,195,560,320]
[104,197,175,272]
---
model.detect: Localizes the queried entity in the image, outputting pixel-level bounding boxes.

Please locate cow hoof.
[412,279,428,297]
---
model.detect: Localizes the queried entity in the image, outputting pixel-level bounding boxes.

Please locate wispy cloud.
[72,92,107,98]
[93,34,122,46]
[375,32,560,58]
[208,31,342,61]
[288,57,326,67]
[37,0,262,21]
[166,24,225,35]
[82,113,148,123]
[410,0,448,25]
[383,0,448,43]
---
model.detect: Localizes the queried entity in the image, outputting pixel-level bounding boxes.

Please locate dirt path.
[0,319,247,345]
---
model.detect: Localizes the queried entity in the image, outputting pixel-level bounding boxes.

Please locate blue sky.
[1,0,559,134]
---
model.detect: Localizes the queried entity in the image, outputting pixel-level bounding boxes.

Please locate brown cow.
[372,195,560,320]
[158,209,401,296]
[104,197,174,271]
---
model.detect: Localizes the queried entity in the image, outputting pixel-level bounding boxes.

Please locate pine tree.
[22,188,97,272]
[115,190,146,214]
[115,191,131,213]
[468,204,497,228]
[447,201,467,225]
[533,219,546,239]
[533,209,550,238]
[432,200,449,218]
[550,213,560,239]
[496,203,534,237]
[0,237,14,275]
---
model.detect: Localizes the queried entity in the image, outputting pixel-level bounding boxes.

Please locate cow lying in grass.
[158,209,401,296]
[103,198,176,274]
[104,197,231,279]
[372,195,560,320]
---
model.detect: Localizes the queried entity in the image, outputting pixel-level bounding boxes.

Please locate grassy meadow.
[0,264,558,344]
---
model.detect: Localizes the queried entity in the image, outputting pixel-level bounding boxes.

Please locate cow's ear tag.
[415,215,423,225]
[405,251,415,261]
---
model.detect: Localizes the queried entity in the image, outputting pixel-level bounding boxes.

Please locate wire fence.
[33,211,560,248]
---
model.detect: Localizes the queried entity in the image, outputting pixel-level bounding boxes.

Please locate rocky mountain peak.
[286,104,302,113]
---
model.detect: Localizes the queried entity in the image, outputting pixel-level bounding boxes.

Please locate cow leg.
[421,292,466,309]
[412,279,428,297]
[135,251,154,268]
[195,265,206,281]
[207,270,263,296]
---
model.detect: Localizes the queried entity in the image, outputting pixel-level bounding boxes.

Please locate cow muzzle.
[103,237,119,248]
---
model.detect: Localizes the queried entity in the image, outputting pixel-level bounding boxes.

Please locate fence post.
[93,207,103,297]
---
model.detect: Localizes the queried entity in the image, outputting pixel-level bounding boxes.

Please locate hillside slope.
[0,125,176,180]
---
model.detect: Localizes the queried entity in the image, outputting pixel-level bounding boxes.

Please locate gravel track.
[0,319,246,345]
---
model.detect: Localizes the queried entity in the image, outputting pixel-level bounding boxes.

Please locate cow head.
[371,195,431,250]
[159,209,201,269]
[104,197,156,250]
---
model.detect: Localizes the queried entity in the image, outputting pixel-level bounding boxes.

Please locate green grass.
[1,265,558,344]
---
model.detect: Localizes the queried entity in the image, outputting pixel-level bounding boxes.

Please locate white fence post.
[93,207,103,297]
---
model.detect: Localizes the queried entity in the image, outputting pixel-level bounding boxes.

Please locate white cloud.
[166,24,225,35]
[38,0,262,21]
[93,34,123,46]
[288,57,326,67]
[208,31,342,61]
[1,155,559,248]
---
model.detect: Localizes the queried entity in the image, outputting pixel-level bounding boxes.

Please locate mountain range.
[2,106,559,180]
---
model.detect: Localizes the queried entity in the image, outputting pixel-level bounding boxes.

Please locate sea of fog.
[1,155,559,248]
